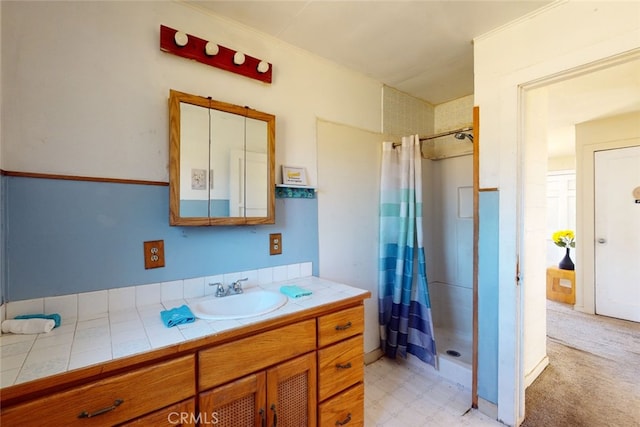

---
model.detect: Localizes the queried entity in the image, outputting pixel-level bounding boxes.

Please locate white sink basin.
[189,289,288,320]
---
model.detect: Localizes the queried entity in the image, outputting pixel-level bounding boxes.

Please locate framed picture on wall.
[282,166,307,186]
[191,168,207,190]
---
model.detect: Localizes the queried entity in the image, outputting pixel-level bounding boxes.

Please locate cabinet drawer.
[318,383,364,427]
[318,335,364,401]
[199,319,316,391]
[317,305,364,347]
[117,398,196,426]
[1,355,195,426]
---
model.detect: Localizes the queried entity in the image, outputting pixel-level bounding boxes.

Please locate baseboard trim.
[477,397,498,420]
[365,348,383,365]
[525,355,550,387]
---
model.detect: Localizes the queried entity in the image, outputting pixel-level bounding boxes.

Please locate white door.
[230,150,267,217]
[594,146,640,322]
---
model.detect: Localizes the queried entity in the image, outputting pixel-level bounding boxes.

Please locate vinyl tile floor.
[365,356,503,426]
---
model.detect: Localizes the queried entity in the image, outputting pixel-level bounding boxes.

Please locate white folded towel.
[1,319,55,334]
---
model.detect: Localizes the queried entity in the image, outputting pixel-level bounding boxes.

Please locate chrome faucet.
[210,282,226,297]
[230,278,248,294]
[210,278,248,297]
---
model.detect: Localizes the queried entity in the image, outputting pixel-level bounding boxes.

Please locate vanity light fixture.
[160,25,273,84]
[257,61,270,74]
[174,31,188,47]
[233,51,246,65]
[205,42,219,56]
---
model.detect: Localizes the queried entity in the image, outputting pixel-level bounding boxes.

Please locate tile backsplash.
[2,262,313,328]
[0,265,368,388]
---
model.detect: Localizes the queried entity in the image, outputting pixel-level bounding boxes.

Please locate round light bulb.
[257,61,270,73]
[205,42,219,56]
[174,31,188,47]
[233,52,246,65]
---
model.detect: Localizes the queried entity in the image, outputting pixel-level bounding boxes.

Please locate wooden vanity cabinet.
[199,352,317,427]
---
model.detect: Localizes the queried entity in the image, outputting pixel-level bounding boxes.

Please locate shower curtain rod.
[420,126,473,141]
[392,126,473,148]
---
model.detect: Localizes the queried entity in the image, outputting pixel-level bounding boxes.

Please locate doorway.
[520,54,640,424]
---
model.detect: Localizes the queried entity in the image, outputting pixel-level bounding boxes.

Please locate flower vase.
[559,247,574,270]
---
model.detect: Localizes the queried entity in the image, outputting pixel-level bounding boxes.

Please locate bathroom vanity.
[0,281,369,426]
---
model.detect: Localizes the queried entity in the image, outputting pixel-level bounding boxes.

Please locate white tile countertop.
[0,276,369,388]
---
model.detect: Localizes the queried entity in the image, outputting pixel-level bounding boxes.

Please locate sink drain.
[446,349,461,357]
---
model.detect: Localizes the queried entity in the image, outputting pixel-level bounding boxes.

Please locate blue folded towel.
[15,313,61,328]
[280,285,312,298]
[160,305,195,328]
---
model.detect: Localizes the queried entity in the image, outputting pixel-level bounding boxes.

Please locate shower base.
[434,327,472,388]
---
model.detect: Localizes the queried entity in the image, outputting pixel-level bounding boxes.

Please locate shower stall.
[421,128,474,387]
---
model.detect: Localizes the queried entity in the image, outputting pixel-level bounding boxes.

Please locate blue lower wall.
[2,175,319,301]
[477,190,499,404]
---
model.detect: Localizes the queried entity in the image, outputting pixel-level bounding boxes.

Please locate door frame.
[516,53,640,426]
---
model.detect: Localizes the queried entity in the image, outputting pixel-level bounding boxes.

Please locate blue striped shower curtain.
[378,135,436,366]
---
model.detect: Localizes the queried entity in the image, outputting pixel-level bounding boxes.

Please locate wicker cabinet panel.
[267,352,317,427]
[200,372,266,427]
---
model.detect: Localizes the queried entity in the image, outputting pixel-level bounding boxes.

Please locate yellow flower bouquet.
[552,230,575,248]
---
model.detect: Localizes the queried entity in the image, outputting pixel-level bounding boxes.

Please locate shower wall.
[423,155,473,341]
[424,95,475,354]
[382,85,434,138]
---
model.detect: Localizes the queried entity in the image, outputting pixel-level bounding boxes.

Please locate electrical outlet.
[144,240,165,269]
[269,233,282,255]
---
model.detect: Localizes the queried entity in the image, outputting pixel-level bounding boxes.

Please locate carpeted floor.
[522,301,640,427]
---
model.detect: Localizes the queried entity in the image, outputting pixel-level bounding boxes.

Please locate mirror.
[169,90,275,225]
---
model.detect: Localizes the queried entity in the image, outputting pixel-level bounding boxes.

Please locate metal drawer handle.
[335,321,352,331]
[335,412,352,425]
[336,362,352,369]
[78,399,124,418]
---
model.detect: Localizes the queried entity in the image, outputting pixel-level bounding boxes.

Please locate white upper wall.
[474,1,640,425]
[1,1,382,184]
[475,0,640,188]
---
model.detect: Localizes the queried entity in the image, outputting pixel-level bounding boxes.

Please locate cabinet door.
[199,373,267,427]
[266,353,317,427]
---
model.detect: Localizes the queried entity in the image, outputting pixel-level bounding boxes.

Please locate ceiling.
[536,57,640,157]
[186,1,639,158]
[187,0,551,104]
